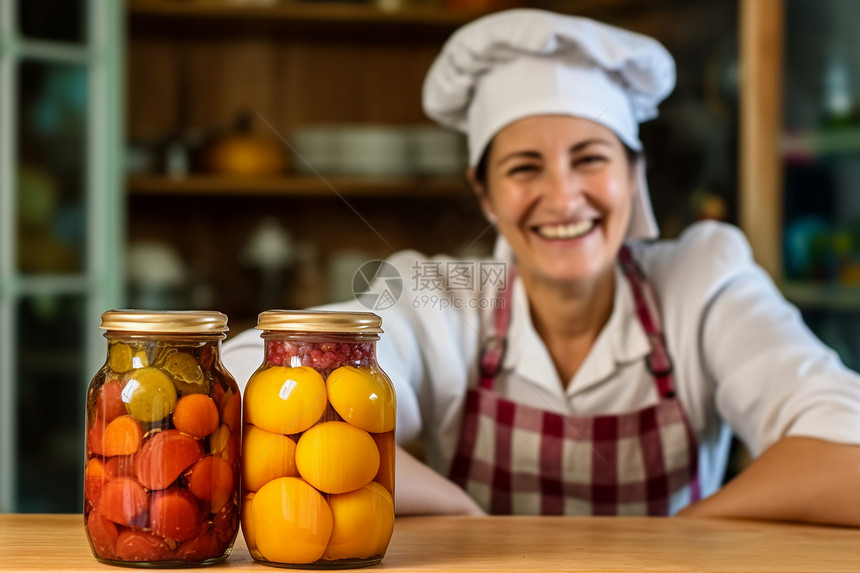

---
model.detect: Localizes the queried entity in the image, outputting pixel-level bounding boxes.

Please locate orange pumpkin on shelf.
[198,113,288,176]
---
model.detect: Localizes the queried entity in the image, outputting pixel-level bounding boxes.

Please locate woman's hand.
[676,437,860,526]
[394,445,486,516]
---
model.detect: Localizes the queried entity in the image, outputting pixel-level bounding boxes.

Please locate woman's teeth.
[536,220,595,239]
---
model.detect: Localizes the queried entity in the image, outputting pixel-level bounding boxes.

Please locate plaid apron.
[449,246,701,515]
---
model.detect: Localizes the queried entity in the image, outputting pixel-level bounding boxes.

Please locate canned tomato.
[242,310,395,569]
[84,310,241,566]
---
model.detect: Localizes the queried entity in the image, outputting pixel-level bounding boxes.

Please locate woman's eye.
[574,155,607,167]
[507,164,539,176]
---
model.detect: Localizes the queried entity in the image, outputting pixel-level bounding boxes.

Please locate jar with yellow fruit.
[241,310,396,569]
[84,311,241,567]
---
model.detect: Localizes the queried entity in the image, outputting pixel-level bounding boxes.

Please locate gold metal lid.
[100,310,229,334]
[256,310,383,333]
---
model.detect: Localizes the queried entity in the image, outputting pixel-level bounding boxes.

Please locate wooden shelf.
[127,0,488,28]
[127,174,470,197]
[127,0,645,31]
[782,128,860,159]
[780,281,860,311]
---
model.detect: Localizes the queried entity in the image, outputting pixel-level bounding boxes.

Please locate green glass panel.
[16,59,88,275]
[15,294,88,512]
[18,0,86,44]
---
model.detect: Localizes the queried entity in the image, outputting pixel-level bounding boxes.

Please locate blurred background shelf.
[782,128,860,158]
[780,281,860,311]
[776,0,860,372]
[127,0,645,27]
[127,174,469,197]
[128,0,487,26]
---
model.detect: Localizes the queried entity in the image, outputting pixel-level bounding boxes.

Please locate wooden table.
[1,514,860,571]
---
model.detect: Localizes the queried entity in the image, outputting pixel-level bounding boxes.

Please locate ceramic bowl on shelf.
[288,126,340,176]
[290,123,467,177]
[336,125,412,176]
[410,126,467,175]
[291,124,411,176]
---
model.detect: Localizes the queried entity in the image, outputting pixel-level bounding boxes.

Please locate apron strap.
[479,268,515,388]
[618,245,677,399]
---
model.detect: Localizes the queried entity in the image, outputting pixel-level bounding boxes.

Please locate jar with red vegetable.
[84,310,241,567]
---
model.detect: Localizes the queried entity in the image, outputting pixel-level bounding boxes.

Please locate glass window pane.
[17,60,88,275]
[18,0,86,44]
[16,294,88,512]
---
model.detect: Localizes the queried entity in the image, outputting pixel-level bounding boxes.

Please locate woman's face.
[472,115,636,287]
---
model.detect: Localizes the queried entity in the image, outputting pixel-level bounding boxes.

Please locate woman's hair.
[472,139,640,186]
[473,142,492,186]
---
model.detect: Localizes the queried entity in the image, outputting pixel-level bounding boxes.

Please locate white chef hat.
[422,8,676,239]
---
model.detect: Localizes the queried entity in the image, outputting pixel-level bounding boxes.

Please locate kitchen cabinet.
[0,0,124,512]
[740,0,860,370]
[124,0,498,332]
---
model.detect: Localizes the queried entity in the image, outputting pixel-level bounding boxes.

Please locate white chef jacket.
[222,221,860,514]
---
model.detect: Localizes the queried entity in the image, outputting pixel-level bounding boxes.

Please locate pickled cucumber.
[108,343,134,373]
[164,352,209,395]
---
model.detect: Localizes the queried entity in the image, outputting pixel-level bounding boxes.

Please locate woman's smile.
[532,219,598,241]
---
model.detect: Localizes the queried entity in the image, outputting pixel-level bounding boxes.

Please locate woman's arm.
[678,436,860,526]
[660,225,860,525]
[394,446,486,516]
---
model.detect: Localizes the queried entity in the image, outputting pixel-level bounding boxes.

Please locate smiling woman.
[223,8,860,525]
[473,118,635,288]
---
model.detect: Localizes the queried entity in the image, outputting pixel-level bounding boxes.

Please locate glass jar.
[241,310,395,569]
[84,310,241,567]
